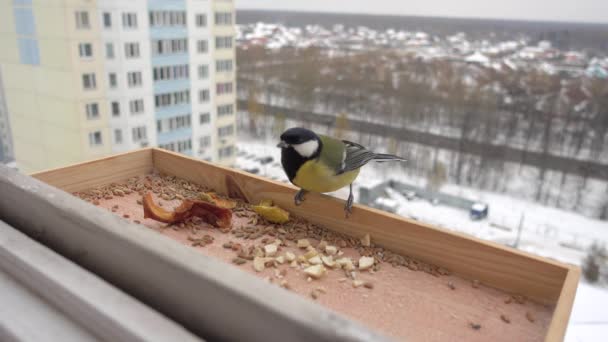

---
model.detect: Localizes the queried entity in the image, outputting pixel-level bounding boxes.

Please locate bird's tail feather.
[373,153,407,162]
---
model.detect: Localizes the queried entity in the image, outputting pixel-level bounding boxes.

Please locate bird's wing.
[337,140,379,174]
[318,135,347,174]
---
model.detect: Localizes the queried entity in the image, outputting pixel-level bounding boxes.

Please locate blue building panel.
[13,7,36,36]
[157,127,192,145]
[154,79,190,94]
[148,0,186,10]
[154,103,192,120]
[18,38,39,65]
[151,53,189,67]
[149,27,188,39]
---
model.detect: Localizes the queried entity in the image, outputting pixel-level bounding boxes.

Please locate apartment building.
[0,0,236,173]
[0,69,15,165]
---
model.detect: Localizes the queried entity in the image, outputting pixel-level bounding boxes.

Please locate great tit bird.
[277,127,406,216]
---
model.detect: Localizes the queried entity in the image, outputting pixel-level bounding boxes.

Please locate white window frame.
[88,131,102,146]
[122,13,138,29]
[218,124,234,138]
[85,103,99,120]
[78,43,93,58]
[75,11,90,29]
[103,12,112,28]
[106,43,115,59]
[82,73,97,90]
[199,112,210,124]
[132,126,147,143]
[196,14,206,27]
[108,73,117,88]
[198,89,209,103]
[127,71,143,88]
[114,129,123,144]
[198,65,208,79]
[124,42,140,59]
[129,99,144,115]
[111,101,120,117]
[214,12,232,26]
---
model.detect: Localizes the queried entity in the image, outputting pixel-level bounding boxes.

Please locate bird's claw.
[344,204,353,218]
[294,189,306,206]
[344,191,354,218]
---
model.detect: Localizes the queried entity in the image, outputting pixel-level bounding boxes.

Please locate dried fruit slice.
[252,200,290,224]
[142,193,232,228]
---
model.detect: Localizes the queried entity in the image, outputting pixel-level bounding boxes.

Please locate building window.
[197,40,208,54]
[103,12,112,28]
[85,103,99,120]
[151,39,188,55]
[108,73,117,88]
[218,124,234,138]
[154,90,190,108]
[106,43,115,59]
[196,14,206,27]
[214,12,232,25]
[132,126,147,143]
[160,139,191,153]
[149,11,186,27]
[129,99,144,115]
[122,13,138,29]
[78,43,93,58]
[199,89,209,103]
[177,139,192,152]
[200,136,211,148]
[114,129,122,144]
[215,36,232,49]
[127,71,142,87]
[89,131,102,146]
[198,65,208,79]
[153,64,189,81]
[216,59,233,72]
[82,73,96,90]
[111,101,120,117]
[218,145,234,159]
[199,112,210,124]
[75,11,90,29]
[216,82,233,95]
[217,104,234,117]
[125,42,140,58]
[157,114,192,133]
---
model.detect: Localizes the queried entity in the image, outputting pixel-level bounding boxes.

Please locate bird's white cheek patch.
[293,140,319,158]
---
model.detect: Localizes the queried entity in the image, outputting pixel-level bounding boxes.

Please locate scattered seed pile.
[73,172,554,342]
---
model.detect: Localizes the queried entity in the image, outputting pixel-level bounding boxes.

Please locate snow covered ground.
[565,283,608,342]
[235,138,608,341]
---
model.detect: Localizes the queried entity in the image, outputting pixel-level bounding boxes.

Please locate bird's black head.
[277,127,322,181]
[279,127,319,146]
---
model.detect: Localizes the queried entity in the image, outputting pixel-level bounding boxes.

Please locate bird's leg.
[294,189,307,206]
[344,183,354,218]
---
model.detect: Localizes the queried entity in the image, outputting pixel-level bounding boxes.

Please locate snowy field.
[235,139,608,341]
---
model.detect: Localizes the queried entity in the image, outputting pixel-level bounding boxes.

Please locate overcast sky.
[235,0,608,24]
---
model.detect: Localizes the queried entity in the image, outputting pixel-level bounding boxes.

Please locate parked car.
[257,156,274,165]
[470,203,489,220]
[244,167,260,174]
[403,190,416,201]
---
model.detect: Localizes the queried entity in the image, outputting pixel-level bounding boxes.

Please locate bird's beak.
[276,141,289,148]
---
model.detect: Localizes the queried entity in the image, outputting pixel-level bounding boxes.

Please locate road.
[237,100,608,181]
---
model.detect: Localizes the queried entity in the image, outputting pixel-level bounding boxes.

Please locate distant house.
[586,65,608,79]
[465,51,490,66]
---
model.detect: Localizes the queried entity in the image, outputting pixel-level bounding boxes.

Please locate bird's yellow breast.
[292,160,360,193]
